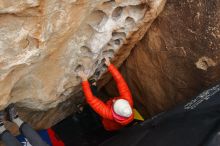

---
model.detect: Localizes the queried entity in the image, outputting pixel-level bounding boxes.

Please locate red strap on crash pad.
[47,128,65,146]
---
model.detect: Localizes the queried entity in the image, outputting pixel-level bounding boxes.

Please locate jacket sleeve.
[82,81,114,120]
[108,64,133,107]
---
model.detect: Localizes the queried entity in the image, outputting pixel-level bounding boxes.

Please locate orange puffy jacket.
[82,64,134,131]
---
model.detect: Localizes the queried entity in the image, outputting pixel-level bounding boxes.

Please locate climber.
[78,57,134,131]
[0,103,49,146]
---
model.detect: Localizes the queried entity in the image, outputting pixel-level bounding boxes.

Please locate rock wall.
[0,0,165,110]
[102,0,220,118]
[0,0,166,132]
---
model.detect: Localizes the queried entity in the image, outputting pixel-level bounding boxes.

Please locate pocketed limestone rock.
[0,0,166,128]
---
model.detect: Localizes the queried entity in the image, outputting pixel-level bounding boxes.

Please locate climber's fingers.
[77,71,88,81]
[104,57,111,66]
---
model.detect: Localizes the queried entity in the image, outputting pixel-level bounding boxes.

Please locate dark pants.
[1,123,49,146]
[1,131,22,146]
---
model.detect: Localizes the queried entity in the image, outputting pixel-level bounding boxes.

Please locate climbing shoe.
[6,103,19,122]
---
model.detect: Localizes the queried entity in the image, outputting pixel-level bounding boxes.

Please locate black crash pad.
[101,84,220,146]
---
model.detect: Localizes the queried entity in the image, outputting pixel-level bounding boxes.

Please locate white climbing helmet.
[113,99,132,118]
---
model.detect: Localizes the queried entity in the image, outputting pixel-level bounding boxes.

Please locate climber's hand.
[104,57,111,66]
[78,71,88,81]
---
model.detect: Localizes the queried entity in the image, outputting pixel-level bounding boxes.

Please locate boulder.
[0,0,165,129]
[103,0,220,117]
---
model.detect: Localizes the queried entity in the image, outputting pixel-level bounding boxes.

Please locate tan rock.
[0,0,166,129]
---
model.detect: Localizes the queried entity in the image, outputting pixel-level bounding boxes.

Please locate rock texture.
[102,0,220,118]
[0,0,165,111]
[0,0,166,133]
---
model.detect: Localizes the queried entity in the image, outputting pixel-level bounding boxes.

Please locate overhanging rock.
[0,0,166,128]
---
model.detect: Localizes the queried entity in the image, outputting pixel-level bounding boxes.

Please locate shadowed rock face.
[0,0,166,132]
[102,0,220,118]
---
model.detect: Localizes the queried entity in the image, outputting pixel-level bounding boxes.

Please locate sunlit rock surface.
[0,0,165,110]
[0,0,165,131]
[103,0,220,118]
